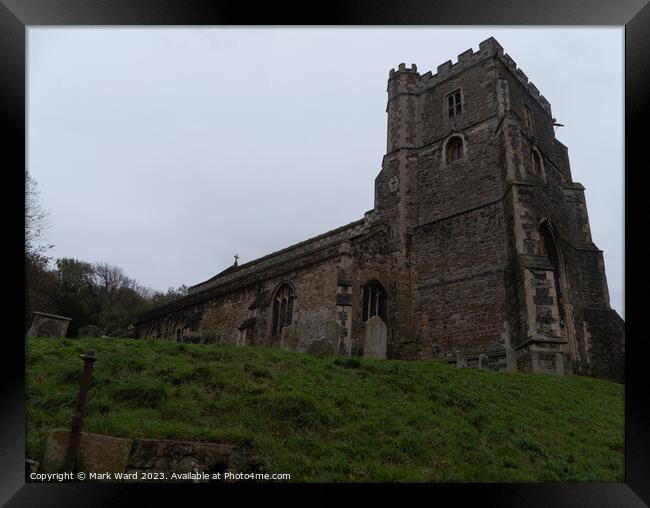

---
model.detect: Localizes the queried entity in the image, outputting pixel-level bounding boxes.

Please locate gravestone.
[27,312,71,338]
[304,321,340,357]
[363,316,387,359]
[349,337,363,357]
[306,336,336,357]
[78,325,104,338]
[321,320,340,344]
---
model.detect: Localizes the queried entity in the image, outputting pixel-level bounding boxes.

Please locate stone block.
[127,439,157,468]
[125,438,251,481]
[39,429,132,475]
[78,325,104,338]
[306,336,337,357]
[25,459,39,476]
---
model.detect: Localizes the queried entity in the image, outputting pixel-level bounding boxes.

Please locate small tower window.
[446,136,464,163]
[272,283,295,336]
[447,90,462,118]
[362,281,387,322]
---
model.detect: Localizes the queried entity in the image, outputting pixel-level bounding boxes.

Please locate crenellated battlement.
[389,63,418,78]
[388,37,502,87]
[498,51,552,116]
[387,37,552,116]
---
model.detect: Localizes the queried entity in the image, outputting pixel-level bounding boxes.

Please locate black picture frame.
[1,1,647,505]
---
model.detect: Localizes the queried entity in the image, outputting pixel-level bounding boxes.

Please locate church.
[134,38,624,381]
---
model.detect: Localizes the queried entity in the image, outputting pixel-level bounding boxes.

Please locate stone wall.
[411,201,508,360]
[200,257,340,347]
[126,438,258,481]
[37,430,258,482]
[581,307,625,382]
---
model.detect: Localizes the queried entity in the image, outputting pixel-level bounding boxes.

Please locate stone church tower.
[135,38,624,381]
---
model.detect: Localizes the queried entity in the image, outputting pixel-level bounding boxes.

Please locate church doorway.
[539,219,578,365]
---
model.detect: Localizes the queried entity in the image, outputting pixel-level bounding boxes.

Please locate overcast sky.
[27,27,624,317]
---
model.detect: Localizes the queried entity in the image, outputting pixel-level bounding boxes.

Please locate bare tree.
[93,262,130,299]
[25,173,53,256]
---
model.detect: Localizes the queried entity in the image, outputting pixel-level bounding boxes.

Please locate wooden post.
[63,350,97,472]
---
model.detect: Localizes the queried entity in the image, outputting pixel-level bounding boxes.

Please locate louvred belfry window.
[272,283,295,335]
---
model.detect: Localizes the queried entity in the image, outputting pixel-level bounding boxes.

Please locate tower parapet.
[386,37,551,119]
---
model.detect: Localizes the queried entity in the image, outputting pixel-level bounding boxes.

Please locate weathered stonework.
[134,37,624,381]
[37,430,258,482]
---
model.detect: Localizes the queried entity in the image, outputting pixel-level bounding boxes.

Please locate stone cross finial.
[234,254,239,266]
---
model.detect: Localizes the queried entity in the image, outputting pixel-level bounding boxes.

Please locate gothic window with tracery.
[272,283,295,335]
[362,281,387,322]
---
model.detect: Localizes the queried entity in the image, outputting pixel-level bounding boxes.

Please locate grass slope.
[26,337,623,482]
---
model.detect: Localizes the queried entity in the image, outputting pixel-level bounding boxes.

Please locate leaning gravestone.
[363,316,387,359]
[78,325,104,338]
[27,312,71,338]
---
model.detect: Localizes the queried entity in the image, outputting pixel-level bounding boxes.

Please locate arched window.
[446,136,464,163]
[272,283,295,335]
[532,149,543,175]
[540,221,565,328]
[362,281,387,322]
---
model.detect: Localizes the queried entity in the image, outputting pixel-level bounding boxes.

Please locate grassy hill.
[25,337,624,482]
